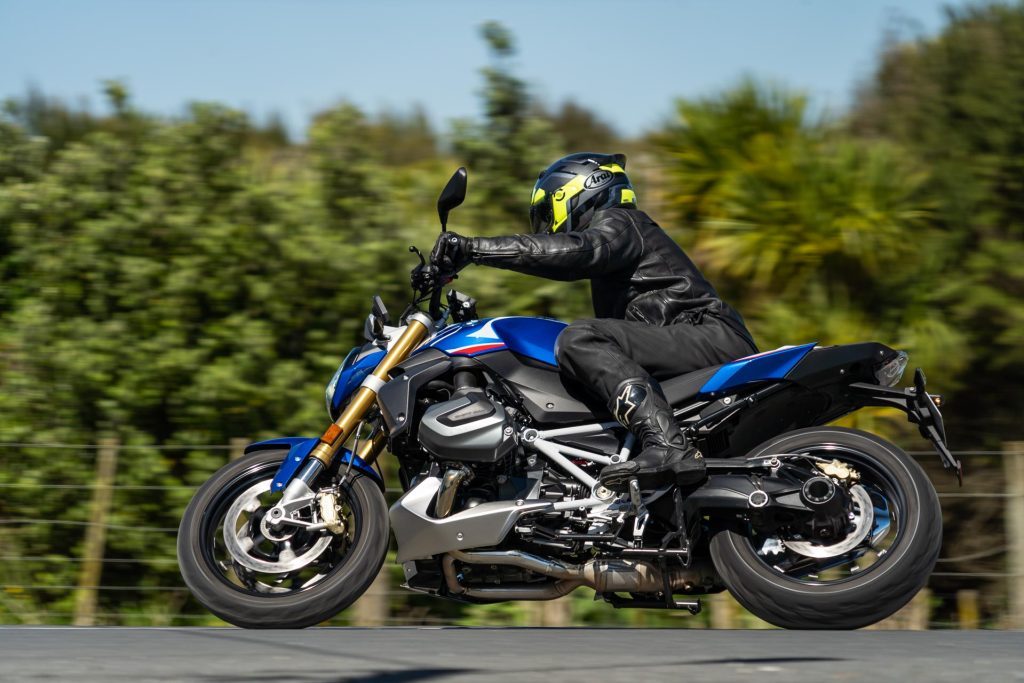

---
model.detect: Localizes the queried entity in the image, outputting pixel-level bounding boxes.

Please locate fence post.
[1005,441,1024,629]
[957,589,980,629]
[229,437,248,461]
[907,587,931,630]
[709,591,737,629]
[72,437,119,626]
[352,568,390,627]
[869,587,931,630]
[542,597,572,626]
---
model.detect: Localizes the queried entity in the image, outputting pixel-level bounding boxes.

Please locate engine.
[392,381,719,601]
[396,377,612,563]
[417,389,516,463]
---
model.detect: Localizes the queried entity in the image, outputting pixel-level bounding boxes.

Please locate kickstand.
[659,487,691,563]
[660,488,698,613]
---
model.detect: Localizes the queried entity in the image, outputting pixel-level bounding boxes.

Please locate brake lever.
[409,245,436,295]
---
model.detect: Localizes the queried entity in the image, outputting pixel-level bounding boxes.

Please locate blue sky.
[0,0,953,138]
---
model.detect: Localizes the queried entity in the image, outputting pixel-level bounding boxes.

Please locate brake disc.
[782,484,875,559]
[222,479,332,573]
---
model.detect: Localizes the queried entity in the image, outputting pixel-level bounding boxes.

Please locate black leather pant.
[555,315,758,406]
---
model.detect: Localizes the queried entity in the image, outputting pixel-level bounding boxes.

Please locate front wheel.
[178,449,389,628]
[709,427,942,630]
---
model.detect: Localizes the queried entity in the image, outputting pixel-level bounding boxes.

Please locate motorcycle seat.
[661,365,721,406]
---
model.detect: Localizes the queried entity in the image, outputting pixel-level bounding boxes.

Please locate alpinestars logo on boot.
[613,384,646,424]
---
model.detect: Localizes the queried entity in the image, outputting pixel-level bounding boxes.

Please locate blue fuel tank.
[420,316,566,366]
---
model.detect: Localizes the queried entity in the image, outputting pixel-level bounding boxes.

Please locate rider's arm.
[469,212,641,281]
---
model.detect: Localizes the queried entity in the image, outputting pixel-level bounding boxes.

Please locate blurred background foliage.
[1,3,1023,627]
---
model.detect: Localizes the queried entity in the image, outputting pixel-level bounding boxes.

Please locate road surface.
[0,627,1020,682]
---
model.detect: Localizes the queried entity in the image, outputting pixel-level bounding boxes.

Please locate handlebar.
[428,285,444,321]
[407,241,454,322]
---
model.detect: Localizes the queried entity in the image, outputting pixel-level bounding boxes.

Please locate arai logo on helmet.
[584,169,613,190]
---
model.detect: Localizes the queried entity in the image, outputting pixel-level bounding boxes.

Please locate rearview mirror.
[371,295,390,324]
[364,295,391,342]
[437,167,467,231]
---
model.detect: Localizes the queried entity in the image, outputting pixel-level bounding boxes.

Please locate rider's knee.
[555,319,602,368]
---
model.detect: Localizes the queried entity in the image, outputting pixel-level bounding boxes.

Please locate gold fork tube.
[356,430,388,465]
[308,314,432,468]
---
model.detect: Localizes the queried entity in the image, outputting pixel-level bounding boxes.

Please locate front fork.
[273,312,434,514]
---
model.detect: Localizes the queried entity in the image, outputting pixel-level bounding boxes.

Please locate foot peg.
[673,598,702,614]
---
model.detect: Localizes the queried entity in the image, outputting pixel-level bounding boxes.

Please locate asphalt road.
[0,627,1021,682]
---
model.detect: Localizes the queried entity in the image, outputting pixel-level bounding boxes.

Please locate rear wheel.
[178,449,389,628]
[709,427,941,630]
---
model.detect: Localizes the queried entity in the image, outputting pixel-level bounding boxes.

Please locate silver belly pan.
[389,476,553,562]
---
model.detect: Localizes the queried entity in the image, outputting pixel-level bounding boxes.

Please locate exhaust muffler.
[442,549,701,600]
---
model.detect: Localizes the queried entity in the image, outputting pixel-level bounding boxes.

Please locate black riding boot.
[598,378,706,492]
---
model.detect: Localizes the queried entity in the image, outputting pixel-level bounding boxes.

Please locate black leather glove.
[430,232,473,275]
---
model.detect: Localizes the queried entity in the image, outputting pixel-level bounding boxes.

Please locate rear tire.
[709,427,941,630]
[178,450,389,628]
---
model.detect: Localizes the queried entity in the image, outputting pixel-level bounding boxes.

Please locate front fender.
[244,437,385,492]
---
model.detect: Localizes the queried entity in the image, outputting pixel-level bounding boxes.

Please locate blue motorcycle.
[179,168,956,629]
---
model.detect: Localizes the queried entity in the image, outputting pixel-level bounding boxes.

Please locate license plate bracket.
[849,368,962,485]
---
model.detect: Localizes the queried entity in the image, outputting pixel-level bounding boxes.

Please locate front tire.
[709,427,942,630]
[178,449,389,628]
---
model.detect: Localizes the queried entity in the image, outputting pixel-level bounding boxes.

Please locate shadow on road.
[336,671,476,683]
[198,669,476,683]
[177,628,847,682]
[688,656,844,666]
[193,657,845,683]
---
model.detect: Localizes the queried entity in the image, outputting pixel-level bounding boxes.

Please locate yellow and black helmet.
[529,152,636,233]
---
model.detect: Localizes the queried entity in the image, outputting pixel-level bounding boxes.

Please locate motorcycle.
[178,167,958,629]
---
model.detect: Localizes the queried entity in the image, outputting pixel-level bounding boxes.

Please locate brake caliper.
[815,458,861,484]
[316,489,347,535]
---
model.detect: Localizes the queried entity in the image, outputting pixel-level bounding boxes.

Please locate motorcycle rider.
[431,153,757,491]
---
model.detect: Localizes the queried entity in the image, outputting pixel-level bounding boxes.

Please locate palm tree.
[651,81,966,422]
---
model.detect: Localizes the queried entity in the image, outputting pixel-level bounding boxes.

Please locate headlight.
[325,366,344,415]
[875,351,908,387]
[325,348,359,416]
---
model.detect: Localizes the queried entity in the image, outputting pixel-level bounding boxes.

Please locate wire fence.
[1,440,1022,629]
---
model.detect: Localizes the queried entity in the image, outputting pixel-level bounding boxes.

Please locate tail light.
[875,351,908,387]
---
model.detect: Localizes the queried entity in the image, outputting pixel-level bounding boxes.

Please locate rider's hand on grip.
[430,232,472,279]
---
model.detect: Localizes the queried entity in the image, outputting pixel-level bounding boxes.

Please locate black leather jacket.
[470,207,755,347]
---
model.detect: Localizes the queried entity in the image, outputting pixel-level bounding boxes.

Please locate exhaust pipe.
[435,467,472,518]
[442,549,701,600]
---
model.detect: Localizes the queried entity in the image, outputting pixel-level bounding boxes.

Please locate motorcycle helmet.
[529,152,636,233]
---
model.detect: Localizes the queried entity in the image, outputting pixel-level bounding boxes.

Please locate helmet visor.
[530,199,554,233]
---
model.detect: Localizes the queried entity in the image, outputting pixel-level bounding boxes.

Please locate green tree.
[541,100,620,153]
[852,1,1024,440]
[652,81,966,407]
[367,106,438,167]
[452,22,561,227]
[0,94,411,622]
[450,22,592,322]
